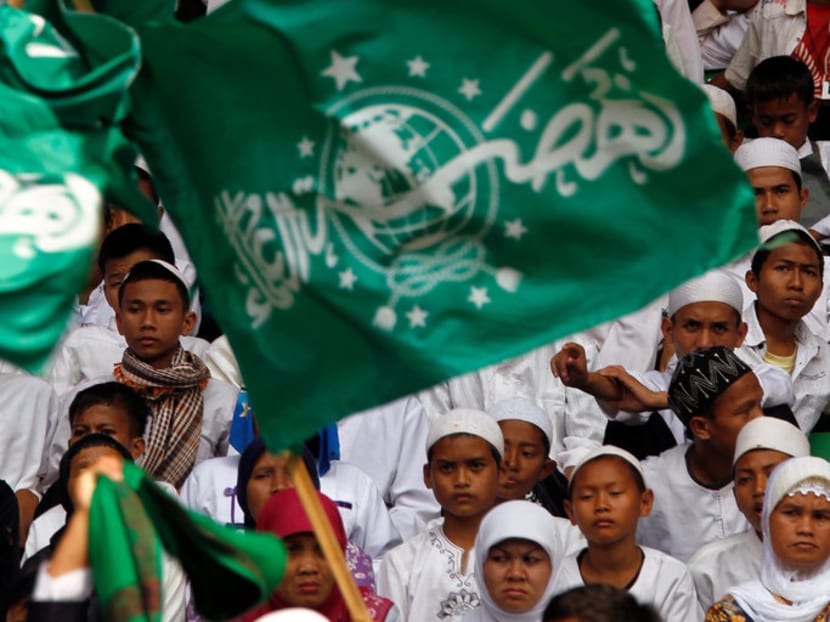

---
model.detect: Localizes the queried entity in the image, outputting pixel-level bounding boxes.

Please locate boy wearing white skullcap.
[688,417,810,610]
[552,270,794,454]
[553,446,702,622]
[378,409,502,621]
[702,83,742,153]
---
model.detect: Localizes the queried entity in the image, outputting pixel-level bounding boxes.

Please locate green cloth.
[0,3,156,371]
[29,0,758,451]
[90,462,286,621]
[810,432,830,461]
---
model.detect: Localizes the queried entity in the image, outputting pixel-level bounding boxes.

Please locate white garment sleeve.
[161,552,187,622]
[656,0,705,82]
[659,567,705,622]
[377,550,411,620]
[32,566,92,602]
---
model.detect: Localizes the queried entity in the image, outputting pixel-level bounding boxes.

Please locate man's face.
[752,93,817,149]
[116,278,195,369]
[747,241,823,324]
[747,166,807,226]
[663,302,747,357]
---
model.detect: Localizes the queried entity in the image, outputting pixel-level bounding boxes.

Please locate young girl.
[463,500,560,621]
[555,446,702,622]
[707,456,830,621]
[243,488,397,622]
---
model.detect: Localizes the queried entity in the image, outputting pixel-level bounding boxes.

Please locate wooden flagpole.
[287,452,372,622]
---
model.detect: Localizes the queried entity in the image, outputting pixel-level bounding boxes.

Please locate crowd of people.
[4,0,830,620]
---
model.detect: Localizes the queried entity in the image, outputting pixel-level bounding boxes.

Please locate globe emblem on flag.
[321,91,499,269]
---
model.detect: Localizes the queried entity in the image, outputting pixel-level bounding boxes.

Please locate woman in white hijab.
[464,500,560,622]
[706,456,830,622]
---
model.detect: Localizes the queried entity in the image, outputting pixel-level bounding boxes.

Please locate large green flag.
[119,0,755,449]
[0,5,155,371]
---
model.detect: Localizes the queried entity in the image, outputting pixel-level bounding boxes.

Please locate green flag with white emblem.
[94,0,757,449]
[0,5,154,371]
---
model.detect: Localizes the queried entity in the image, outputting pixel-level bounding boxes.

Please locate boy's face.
[423,434,499,520]
[747,166,808,226]
[746,241,822,324]
[752,93,817,149]
[662,302,747,358]
[497,420,556,501]
[715,114,743,154]
[116,279,195,369]
[564,456,653,546]
[103,249,157,312]
[733,448,791,533]
[689,373,764,457]
[69,403,145,459]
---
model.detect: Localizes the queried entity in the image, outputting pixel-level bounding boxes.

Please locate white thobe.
[0,374,58,492]
[737,303,830,433]
[377,518,480,622]
[638,443,751,562]
[337,397,440,540]
[688,529,762,611]
[550,546,703,622]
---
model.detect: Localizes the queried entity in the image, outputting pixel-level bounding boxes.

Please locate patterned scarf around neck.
[114,346,210,488]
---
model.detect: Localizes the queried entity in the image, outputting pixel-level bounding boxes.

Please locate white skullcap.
[667,270,743,317]
[134,154,151,176]
[488,398,553,447]
[255,610,328,622]
[702,83,737,128]
[757,219,822,258]
[733,417,810,466]
[734,137,801,175]
[568,445,646,494]
[427,408,504,457]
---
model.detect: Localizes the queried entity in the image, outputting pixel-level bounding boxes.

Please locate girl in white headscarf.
[706,456,830,622]
[463,500,560,622]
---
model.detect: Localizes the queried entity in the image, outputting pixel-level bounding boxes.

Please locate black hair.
[567,454,646,500]
[68,381,151,439]
[58,433,134,515]
[135,165,159,205]
[544,584,662,622]
[97,223,175,274]
[118,259,190,308]
[751,230,824,278]
[426,432,502,465]
[746,56,814,107]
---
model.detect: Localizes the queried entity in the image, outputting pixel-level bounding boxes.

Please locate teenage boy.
[554,446,702,622]
[637,346,763,562]
[49,224,209,398]
[687,416,810,610]
[703,83,744,152]
[739,219,830,433]
[551,271,792,458]
[112,259,236,488]
[377,409,503,622]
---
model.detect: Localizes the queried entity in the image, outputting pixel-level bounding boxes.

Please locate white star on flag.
[338,268,358,290]
[468,287,490,309]
[458,78,481,101]
[504,218,528,240]
[405,305,428,328]
[406,55,430,78]
[297,136,315,158]
[321,50,362,91]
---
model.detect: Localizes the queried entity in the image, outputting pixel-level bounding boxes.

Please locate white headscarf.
[465,501,560,622]
[730,456,830,622]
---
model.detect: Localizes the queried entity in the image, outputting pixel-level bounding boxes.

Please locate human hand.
[551,343,589,388]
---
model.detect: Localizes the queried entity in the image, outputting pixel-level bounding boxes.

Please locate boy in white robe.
[50,224,209,399]
[637,346,764,562]
[378,409,503,622]
[687,415,810,610]
[554,446,702,622]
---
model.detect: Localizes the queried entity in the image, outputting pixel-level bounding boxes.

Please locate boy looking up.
[115,260,236,488]
[554,446,702,622]
[687,416,809,610]
[738,220,830,432]
[378,409,502,622]
[637,346,763,562]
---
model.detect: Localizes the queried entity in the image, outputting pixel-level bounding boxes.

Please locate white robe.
[337,397,440,540]
[550,546,703,622]
[377,518,480,622]
[638,443,751,562]
[687,529,762,611]
[0,374,58,491]
[178,454,402,561]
